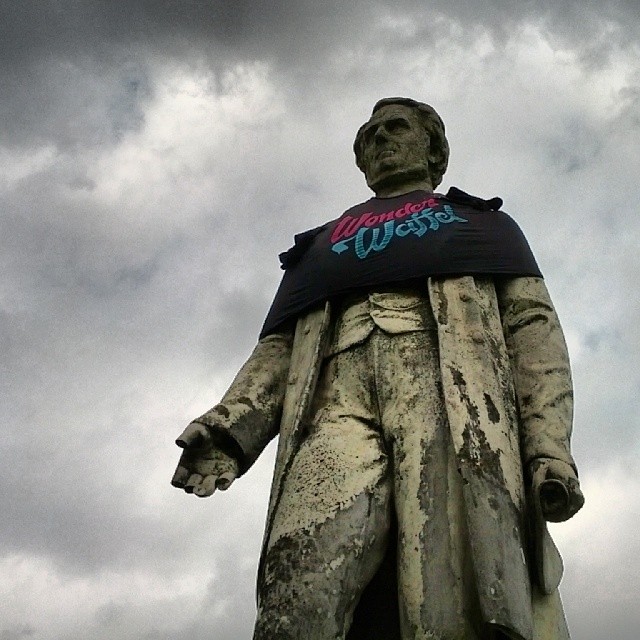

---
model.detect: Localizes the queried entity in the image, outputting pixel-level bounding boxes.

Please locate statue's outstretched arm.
[171,330,294,496]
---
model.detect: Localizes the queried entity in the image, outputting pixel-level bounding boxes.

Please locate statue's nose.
[374,125,389,142]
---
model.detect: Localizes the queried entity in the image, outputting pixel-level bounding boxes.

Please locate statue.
[171,97,584,640]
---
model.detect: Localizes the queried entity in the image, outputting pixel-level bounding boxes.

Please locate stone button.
[459,292,472,302]
[471,330,484,344]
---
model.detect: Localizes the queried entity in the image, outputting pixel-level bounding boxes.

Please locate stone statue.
[171,97,584,640]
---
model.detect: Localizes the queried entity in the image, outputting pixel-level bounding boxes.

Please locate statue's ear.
[427,144,443,166]
[426,150,442,186]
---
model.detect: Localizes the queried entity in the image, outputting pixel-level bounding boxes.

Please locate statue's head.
[353,97,449,193]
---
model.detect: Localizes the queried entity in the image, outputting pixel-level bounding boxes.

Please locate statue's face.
[360,104,430,192]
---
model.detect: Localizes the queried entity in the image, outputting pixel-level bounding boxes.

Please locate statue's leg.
[254,344,392,640]
[375,329,483,640]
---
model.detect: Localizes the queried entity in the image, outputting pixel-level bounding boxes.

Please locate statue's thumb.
[175,424,209,449]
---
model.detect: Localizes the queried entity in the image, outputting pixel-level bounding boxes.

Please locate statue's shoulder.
[444,186,503,212]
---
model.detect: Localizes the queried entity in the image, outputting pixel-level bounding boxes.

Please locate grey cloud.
[0,176,276,576]
[544,118,605,175]
[1,3,639,638]
[0,627,36,640]
[0,57,153,148]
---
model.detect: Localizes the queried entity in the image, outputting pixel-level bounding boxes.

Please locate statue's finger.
[194,475,218,498]
[216,472,236,491]
[171,464,191,488]
[184,473,204,494]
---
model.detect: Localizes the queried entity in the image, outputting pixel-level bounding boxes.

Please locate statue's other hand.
[530,458,585,523]
[171,423,239,497]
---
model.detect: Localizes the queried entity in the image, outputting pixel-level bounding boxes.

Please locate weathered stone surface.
[172,97,583,639]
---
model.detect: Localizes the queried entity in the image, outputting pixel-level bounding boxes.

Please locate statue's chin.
[367,167,431,194]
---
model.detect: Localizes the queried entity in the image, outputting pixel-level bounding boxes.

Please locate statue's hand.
[171,423,239,497]
[530,458,585,522]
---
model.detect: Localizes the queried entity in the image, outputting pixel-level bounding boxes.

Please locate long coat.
[192,275,578,640]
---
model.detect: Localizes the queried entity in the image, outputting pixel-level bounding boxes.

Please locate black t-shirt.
[260,187,541,337]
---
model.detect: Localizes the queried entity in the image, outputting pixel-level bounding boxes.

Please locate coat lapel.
[429,276,534,640]
[257,301,332,593]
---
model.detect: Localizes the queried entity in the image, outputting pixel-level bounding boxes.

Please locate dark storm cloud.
[0,0,368,63]
[2,0,639,148]
[2,0,638,71]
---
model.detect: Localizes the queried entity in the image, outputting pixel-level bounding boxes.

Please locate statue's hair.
[353,97,450,188]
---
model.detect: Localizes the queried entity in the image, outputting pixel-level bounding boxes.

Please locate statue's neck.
[371,178,434,199]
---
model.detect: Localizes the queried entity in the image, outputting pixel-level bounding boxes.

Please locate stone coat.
[192,275,577,640]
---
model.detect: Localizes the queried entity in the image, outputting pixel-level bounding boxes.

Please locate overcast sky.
[1,1,639,639]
